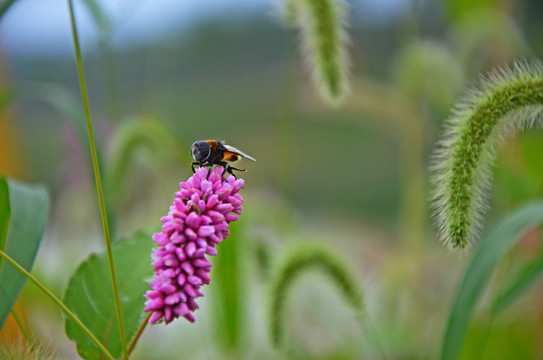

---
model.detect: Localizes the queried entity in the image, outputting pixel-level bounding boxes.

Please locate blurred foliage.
[0,179,49,329]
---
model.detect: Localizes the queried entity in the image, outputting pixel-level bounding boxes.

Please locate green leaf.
[63,231,154,360]
[492,248,543,314]
[440,202,543,360]
[0,179,49,329]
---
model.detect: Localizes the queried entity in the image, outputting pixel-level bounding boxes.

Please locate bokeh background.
[1,0,543,358]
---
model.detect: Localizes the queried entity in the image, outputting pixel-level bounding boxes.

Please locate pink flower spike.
[165,293,180,305]
[186,212,201,229]
[196,238,207,248]
[174,303,189,317]
[144,166,246,324]
[181,262,194,275]
[205,246,218,256]
[144,298,164,312]
[198,225,215,237]
[187,275,202,286]
[185,228,198,241]
[164,307,173,324]
[193,248,206,258]
[177,273,186,286]
[185,313,196,323]
[149,312,163,324]
[192,258,211,268]
[225,214,240,222]
[185,242,197,257]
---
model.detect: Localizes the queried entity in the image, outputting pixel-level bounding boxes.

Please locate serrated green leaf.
[0,178,49,329]
[63,231,154,360]
[440,202,543,360]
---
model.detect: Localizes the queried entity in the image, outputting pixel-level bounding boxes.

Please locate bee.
[191,140,256,177]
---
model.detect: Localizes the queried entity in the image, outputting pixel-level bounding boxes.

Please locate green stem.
[10,309,35,355]
[127,312,152,355]
[66,1,128,359]
[0,250,115,360]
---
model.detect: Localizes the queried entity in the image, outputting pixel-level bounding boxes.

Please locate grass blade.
[440,202,543,360]
[66,0,127,357]
[491,245,543,314]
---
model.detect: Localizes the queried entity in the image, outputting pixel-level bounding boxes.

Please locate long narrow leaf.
[440,202,543,360]
[492,246,543,314]
[0,179,49,329]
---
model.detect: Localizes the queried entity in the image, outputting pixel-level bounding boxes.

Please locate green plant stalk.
[432,61,543,250]
[269,243,385,358]
[10,309,35,355]
[0,249,115,360]
[67,1,128,358]
[213,220,244,351]
[127,312,152,355]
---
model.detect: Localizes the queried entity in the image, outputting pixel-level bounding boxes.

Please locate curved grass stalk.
[0,250,115,360]
[106,118,187,197]
[431,60,543,250]
[67,0,127,358]
[268,243,381,355]
[284,0,350,104]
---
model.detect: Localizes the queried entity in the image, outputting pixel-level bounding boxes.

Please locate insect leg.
[228,166,247,173]
[191,162,199,173]
[214,161,233,179]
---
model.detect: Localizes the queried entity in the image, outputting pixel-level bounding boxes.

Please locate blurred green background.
[1,0,543,359]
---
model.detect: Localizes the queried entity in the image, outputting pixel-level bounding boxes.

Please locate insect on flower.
[191,140,256,178]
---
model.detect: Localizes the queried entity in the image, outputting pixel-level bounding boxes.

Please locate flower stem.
[127,312,152,355]
[10,309,35,355]
[0,250,115,360]
[66,1,128,358]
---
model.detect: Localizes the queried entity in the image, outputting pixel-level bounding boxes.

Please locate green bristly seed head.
[282,0,350,104]
[432,60,543,251]
[268,243,364,348]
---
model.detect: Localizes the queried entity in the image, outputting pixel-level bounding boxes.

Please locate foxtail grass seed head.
[269,244,364,348]
[431,60,543,251]
[144,167,244,324]
[286,0,350,104]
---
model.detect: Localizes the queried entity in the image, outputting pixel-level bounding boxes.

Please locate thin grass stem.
[0,250,115,360]
[66,0,128,358]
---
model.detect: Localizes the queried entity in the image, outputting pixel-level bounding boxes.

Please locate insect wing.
[224,144,256,161]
